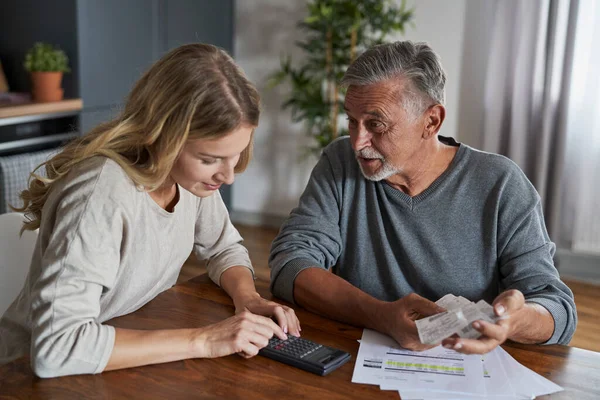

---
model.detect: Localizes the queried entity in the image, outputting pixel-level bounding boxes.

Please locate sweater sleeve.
[496,169,577,345]
[269,149,343,304]
[193,190,253,286]
[30,162,122,378]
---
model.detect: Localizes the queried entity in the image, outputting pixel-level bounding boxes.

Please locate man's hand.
[234,293,301,337]
[382,293,446,351]
[441,289,525,354]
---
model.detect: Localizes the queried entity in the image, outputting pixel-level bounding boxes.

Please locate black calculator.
[259,335,351,376]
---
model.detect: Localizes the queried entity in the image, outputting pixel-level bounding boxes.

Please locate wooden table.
[1,274,599,399]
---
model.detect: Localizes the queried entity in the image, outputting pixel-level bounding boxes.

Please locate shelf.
[0,99,83,126]
[0,132,79,153]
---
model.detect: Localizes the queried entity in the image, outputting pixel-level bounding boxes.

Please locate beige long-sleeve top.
[0,157,252,377]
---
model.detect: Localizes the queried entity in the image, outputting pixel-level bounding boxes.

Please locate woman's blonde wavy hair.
[14,43,260,231]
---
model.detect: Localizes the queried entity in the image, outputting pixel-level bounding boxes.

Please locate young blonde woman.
[0,44,300,378]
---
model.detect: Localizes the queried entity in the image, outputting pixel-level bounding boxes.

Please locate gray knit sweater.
[269,136,576,345]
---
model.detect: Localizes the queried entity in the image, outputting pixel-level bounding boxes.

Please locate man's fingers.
[409,295,445,317]
[404,340,438,352]
[415,343,439,351]
[440,319,509,355]
[472,320,507,342]
[493,289,524,316]
[442,336,500,355]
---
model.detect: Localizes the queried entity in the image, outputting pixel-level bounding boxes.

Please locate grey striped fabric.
[0,149,58,214]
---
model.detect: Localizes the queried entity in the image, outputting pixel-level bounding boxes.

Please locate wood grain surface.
[1,274,599,399]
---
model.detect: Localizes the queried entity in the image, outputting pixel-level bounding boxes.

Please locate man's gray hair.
[341,41,446,116]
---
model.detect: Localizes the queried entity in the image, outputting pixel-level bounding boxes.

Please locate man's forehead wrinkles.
[345,88,399,117]
[346,91,398,103]
[344,101,393,120]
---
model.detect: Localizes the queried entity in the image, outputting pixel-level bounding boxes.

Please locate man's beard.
[355,147,400,181]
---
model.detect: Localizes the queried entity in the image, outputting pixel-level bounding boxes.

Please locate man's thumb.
[413,297,445,318]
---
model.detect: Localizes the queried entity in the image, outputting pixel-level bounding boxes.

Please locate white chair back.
[0,213,38,316]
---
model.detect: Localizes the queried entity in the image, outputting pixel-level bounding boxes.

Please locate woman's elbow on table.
[30,337,74,378]
[31,322,112,378]
[31,354,66,378]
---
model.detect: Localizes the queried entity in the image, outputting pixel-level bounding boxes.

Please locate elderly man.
[269,41,576,354]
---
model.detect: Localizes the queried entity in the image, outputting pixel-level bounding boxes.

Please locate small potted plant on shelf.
[23,42,70,103]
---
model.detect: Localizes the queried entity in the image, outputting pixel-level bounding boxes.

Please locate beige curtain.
[481,0,579,245]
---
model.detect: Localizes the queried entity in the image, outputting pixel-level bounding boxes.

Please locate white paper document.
[381,350,523,399]
[495,347,563,399]
[352,329,563,400]
[353,329,486,395]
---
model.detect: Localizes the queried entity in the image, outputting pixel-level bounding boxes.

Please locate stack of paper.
[352,329,563,400]
[416,294,503,345]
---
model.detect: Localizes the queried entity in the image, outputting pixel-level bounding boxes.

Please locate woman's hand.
[219,266,302,337]
[234,292,302,337]
[193,310,286,359]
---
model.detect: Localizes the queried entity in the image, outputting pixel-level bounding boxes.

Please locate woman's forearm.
[219,266,260,310]
[104,327,201,371]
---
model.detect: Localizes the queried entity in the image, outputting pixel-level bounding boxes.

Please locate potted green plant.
[23,42,70,103]
[269,0,414,155]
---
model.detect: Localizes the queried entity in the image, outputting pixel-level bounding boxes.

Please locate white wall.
[232,0,468,222]
[456,0,498,148]
[232,0,315,223]
[389,0,467,141]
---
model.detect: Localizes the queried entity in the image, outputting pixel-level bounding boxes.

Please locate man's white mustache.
[356,148,384,160]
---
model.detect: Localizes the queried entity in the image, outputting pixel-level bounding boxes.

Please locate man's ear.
[422,104,445,139]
